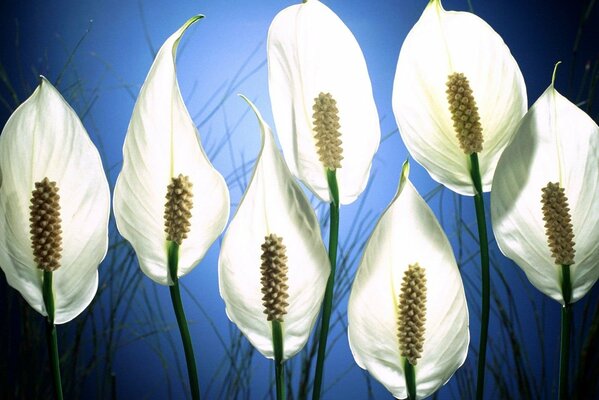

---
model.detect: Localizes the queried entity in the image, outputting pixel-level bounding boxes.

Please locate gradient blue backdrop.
[1,0,597,399]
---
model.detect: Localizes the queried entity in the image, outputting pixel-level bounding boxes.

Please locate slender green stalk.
[312,169,340,400]
[559,264,572,400]
[272,320,285,400]
[404,359,417,400]
[42,271,63,400]
[167,241,201,400]
[470,153,490,400]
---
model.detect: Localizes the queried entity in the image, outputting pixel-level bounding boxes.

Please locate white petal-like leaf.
[492,84,599,304]
[268,0,380,204]
[393,0,526,195]
[348,162,469,399]
[0,77,110,324]
[218,96,330,360]
[113,16,230,285]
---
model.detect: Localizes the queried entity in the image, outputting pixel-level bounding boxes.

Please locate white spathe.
[492,83,599,304]
[393,0,527,195]
[218,96,330,360]
[0,77,110,324]
[113,16,230,285]
[348,162,469,399]
[268,0,380,205]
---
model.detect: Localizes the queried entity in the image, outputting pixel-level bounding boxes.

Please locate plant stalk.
[470,153,490,400]
[43,271,64,400]
[312,169,340,400]
[559,264,572,400]
[405,359,417,400]
[272,320,285,400]
[168,241,201,400]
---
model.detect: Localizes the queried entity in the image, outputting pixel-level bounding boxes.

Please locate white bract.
[492,82,599,304]
[218,97,329,360]
[393,0,526,195]
[268,0,380,204]
[348,162,469,399]
[113,16,229,285]
[0,77,110,324]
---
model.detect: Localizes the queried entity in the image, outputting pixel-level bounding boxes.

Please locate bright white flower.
[267,0,380,204]
[218,97,330,360]
[348,162,469,399]
[393,0,527,195]
[0,77,110,324]
[491,81,599,304]
[113,16,229,285]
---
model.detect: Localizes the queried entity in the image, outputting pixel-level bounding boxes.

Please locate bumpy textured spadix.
[312,92,343,170]
[348,162,469,399]
[0,77,110,324]
[268,0,380,204]
[113,16,229,285]
[219,97,329,360]
[397,263,427,366]
[260,234,289,322]
[164,174,193,245]
[492,82,599,304]
[393,0,526,195]
[30,178,63,272]
[446,73,483,154]
[541,182,576,266]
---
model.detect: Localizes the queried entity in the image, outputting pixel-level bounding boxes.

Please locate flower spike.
[348,162,469,399]
[113,15,229,285]
[218,96,329,360]
[0,77,110,324]
[268,0,380,204]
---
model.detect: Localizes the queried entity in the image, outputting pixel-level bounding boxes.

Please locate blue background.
[0,0,598,399]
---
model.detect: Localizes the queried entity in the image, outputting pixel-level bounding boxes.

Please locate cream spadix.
[113,16,229,285]
[491,81,599,304]
[267,0,380,204]
[392,0,526,195]
[218,96,329,360]
[348,162,469,399]
[0,77,110,324]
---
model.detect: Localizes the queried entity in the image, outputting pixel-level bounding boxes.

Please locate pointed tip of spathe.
[184,14,205,28]
[37,75,53,92]
[238,94,270,145]
[399,158,411,188]
[175,15,204,44]
[427,0,443,9]
[551,61,562,88]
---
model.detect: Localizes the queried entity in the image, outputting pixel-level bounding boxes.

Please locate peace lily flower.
[218,97,330,361]
[0,76,110,324]
[491,74,599,305]
[348,162,469,399]
[113,16,229,399]
[392,0,527,195]
[113,16,229,285]
[492,65,599,400]
[267,0,380,205]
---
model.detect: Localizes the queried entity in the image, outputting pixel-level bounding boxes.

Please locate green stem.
[404,359,417,400]
[168,241,201,400]
[272,320,285,400]
[312,169,340,400]
[470,153,490,400]
[43,271,63,400]
[559,264,572,400]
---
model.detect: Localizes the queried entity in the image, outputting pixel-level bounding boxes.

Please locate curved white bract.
[492,83,599,304]
[268,0,380,204]
[393,0,526,195]
[218,96,329,360]
[348,162,469,399]
[0,77,110,324]
[113,16,230,285]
